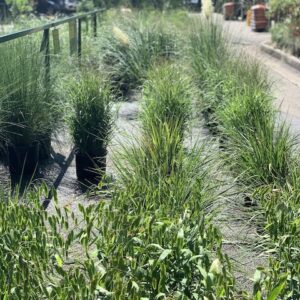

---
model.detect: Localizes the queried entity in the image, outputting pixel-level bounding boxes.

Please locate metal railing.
[0,9,105,207]
[0,8,105,79]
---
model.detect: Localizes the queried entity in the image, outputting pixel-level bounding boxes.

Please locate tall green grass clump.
[218,87,295,187]
[0,39,59,145]
[101,61,236,297]
[67,71,115,183]
[141,64,193,139]
[116,64,197,206]
[67,71,114,156]
[189,17,229,85]
[115,121,216,212]
[99,15,178,95]
[0,39,61,170]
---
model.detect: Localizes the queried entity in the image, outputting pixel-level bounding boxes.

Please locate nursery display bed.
[0,97,140,213]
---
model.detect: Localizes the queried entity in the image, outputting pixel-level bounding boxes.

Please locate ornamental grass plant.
[189,16,230,85]
[141,64,193,139]
[0,39,59,147]
[189,15,300,298]
[67,71,115,183]
[106,62,236,297]
[67,71,114,156]
[217,87,295,187]
[98,14,178,95]
[0,38,61,175]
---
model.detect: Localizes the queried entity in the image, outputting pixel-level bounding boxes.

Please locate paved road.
[224,20,300,136]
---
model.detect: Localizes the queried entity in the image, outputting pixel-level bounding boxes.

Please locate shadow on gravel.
[42,148,75,209]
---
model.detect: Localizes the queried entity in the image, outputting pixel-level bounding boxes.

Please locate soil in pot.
[7,142,40,177]
[75,152,107,185]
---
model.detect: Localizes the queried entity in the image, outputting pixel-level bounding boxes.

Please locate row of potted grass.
[0,62,237,298]
[90,63,237,298]
[189,17,300,297]
[0,10,181,184]
[0,38,114,185]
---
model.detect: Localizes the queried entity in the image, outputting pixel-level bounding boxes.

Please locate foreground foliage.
[0,58,237,298]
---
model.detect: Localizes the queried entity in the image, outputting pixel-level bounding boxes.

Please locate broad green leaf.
[132,281,139,292]
[209,259,222,275]
[159,249,172,261]
[267,281,286,300]
[254,269,262,283]
[55,254,63,268]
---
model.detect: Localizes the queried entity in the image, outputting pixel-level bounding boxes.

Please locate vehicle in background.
[36,0,76,14]
[185,0,201,11]
[0,0,9,21]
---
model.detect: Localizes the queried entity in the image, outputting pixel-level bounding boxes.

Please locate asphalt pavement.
[224,19,300,136]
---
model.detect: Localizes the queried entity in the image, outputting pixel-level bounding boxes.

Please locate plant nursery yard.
[1,6,300,300]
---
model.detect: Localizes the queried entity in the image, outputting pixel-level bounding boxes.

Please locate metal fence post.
[85,17,89,33]
[69,20,77,55]
[93,13,97,37]
[40,28,50,83]
[77,18,82,63]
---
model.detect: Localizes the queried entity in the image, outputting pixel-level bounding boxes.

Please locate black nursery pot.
[39,135,51,160]
[75,151,107,185]
[7,142,40,176]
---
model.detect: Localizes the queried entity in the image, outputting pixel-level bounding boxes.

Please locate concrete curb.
[260,42,300,72]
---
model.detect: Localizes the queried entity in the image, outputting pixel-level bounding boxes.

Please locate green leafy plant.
[0,185,104,299]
